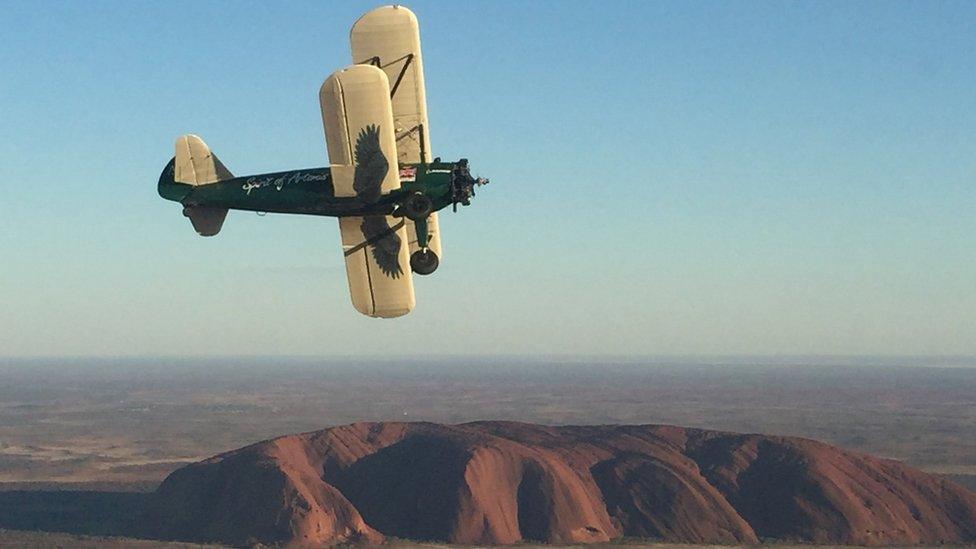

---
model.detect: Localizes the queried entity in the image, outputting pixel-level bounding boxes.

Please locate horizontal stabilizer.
[184,205,228,237]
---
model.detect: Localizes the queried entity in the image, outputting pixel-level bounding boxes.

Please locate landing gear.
[408,211,438,275]
[410,248,439,275]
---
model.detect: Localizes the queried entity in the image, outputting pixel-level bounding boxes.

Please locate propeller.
[450,159,489,212]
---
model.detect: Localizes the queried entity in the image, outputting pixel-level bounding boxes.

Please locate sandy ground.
[0,529,223,548]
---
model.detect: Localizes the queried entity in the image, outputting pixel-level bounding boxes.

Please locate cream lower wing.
[338,215,414,318]
[320,64,415,318]
[351,5,441,259]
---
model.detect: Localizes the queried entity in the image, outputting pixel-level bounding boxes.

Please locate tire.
[403,193,433,221]
[410,249,439,275]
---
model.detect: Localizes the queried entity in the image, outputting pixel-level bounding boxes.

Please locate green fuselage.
[157,158,457,217]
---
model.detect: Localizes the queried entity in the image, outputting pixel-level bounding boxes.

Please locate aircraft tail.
[170,134,233,237]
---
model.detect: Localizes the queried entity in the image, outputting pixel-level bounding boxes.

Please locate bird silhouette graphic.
[360,215,403,278]
[352,124,402,278]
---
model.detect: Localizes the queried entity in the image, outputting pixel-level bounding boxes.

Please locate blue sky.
[1,0,974,357]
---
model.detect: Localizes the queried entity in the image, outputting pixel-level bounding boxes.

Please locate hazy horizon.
[1,357,973,490]
[3,354,976,368]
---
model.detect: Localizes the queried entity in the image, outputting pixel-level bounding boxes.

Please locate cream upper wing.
[320,64,414,318]
[350,5,441,258]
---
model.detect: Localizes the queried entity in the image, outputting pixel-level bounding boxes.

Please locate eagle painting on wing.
[352,124,402,278]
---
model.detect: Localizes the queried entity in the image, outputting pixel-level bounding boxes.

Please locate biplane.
[157,5,487,318]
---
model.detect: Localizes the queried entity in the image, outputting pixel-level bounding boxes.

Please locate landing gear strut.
[409,214,438,275]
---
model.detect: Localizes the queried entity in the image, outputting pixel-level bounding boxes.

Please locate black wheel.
[410,249,439,275]
[402,193,433,221]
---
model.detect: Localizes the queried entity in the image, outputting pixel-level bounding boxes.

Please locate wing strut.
[395,123,427,164]
[357,54,416,100]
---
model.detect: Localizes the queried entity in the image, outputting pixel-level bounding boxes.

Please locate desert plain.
[0,357,973,545]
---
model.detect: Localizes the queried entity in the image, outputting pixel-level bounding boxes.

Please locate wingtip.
[350,4,419,42]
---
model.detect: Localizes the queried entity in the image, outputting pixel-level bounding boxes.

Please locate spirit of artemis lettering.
[243,172,329,195]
